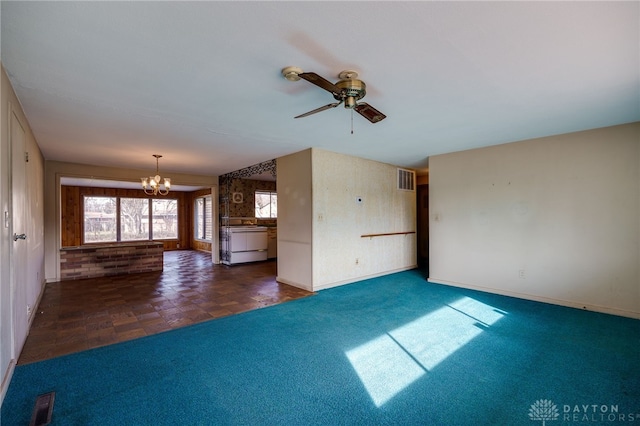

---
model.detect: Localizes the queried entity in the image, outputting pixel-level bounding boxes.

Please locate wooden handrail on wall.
[361,231,416,239]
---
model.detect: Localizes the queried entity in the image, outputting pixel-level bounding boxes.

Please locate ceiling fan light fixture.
[287,67,386,124]
[344,96,357,109]
[335,78,366,102]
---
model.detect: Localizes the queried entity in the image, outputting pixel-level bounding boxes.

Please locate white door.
[11,111,28,355]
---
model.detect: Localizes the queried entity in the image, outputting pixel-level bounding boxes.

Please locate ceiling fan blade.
[299,72,342,96]
[295,102,342,119]
[354,103,386,123]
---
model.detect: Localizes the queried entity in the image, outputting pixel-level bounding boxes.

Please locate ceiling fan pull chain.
[351,109,354,134]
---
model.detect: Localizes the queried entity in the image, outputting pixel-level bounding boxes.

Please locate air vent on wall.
[397,168,415,191]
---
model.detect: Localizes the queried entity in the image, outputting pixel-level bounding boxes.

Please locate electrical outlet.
[355,258,360,265]
[519,269,526,279]
[27,305,32,317]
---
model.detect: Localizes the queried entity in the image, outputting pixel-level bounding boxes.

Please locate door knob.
[13,233,26,241]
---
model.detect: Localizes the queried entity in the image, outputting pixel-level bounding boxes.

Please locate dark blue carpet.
[2,270,639,425]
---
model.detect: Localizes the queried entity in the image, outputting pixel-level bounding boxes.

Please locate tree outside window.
[83,195,178,243]
[152,199,178,239]
[255,191,277,218]
[84,197,117,243]
[121,198,149,241]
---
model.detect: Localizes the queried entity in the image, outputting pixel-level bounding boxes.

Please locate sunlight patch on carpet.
[346,333,426,407]
[346,296,506,407]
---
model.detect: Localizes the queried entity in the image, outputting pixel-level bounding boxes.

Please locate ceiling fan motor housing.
[334,79,366,108]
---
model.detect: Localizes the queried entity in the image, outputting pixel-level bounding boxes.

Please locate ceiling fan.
[282,67,386,123]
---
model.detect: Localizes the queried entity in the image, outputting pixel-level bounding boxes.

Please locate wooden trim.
[361,231,416,238]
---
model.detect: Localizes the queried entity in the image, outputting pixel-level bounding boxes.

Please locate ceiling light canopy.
[141,154,171,196]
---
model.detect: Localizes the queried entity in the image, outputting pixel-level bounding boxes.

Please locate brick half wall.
[60,242,164,280]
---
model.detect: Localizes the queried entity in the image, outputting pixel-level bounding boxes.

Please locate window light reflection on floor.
[346,297,506,407]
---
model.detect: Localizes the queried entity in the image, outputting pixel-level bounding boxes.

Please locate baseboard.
[428,277,640,320]
[0,358,16,409]
[27,278,47,326]
[276,265,419,293]
[275,276,313,292]
[314,265,418,292]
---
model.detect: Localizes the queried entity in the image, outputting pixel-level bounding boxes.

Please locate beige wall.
[277,148,417,292]
[277,149,313,290]
[1,65,46,403]
[429,122,640,318]
[312,149,416,290]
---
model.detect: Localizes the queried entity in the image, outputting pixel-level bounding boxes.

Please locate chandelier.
[141,154,171,196]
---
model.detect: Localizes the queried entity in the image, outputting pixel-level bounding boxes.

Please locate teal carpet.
[2,270,639,425]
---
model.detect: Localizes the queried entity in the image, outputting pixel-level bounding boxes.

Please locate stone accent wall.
[60,242,164,280]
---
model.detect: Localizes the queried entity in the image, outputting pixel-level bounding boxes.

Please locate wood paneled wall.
[60,186,211,251]
[61,185,82,247]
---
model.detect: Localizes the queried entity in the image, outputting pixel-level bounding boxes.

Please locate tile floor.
[18,250,313,364]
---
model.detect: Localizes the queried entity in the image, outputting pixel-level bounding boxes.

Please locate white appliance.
[267,227,277,259]
[221,225,268,265]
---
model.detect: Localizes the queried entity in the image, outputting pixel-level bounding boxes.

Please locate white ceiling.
[1,1,638,180]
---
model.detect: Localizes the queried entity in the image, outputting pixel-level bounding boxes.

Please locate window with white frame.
[255,191,277,218]
[194,195,213,241]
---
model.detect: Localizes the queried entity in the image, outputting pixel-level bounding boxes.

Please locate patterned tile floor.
[18,250,313,364]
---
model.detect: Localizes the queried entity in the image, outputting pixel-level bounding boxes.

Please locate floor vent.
[29,392,55,426]
[397,168,415,191]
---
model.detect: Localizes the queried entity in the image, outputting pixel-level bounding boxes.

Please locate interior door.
[11,110,28,355]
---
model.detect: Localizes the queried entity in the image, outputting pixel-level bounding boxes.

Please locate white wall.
[429,122,640,318]
[43,161,218,282]
[277,148,417,292]
[1,64,46,405]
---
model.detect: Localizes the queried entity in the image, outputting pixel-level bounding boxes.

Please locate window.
[194,195,213,241]
[84,196,117,243]
[121,198,149,241]
[152,199,178,239]
[83,196,178,243]
[255,191,277,218]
